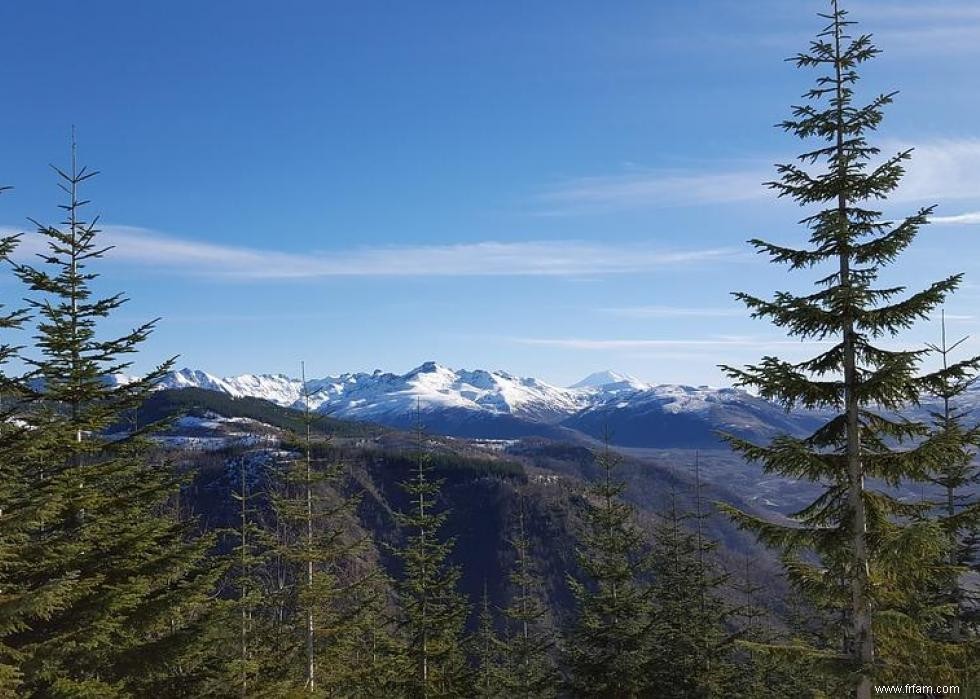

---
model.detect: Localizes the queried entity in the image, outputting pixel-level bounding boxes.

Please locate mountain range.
[154,363,827,448]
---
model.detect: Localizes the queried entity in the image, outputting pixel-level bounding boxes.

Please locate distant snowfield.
[154,412,276,451]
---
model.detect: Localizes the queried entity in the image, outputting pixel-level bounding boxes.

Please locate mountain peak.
[409,360,448,375]
[570,370,646,390]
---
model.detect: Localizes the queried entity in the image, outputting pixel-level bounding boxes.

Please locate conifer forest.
[1,1,978,697]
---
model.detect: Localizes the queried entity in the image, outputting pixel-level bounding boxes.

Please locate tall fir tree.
[563,436,652,698]
[646,484,736,698]
[343,568,410,696]
[726,555,843,699]
[471,585,506,698]
[393,406,471,698]
[2,144,221,696]
[500,495,556,698]
[0,182,38,694]
[923,311,980,647]
[718,3,977,695]
[264,365,374,695]
[206,454,277,698]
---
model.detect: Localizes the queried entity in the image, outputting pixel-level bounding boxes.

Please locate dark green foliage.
[0,150,220,696]
[206,455,278,696]
[223,389,377,695]
[342,570,410,696]
[719,1,976,694]
[923,312,980,648]
[563,438,652,697]
[0,183,35,694]
[471,586,507,698]
[393,413,471,697]
[647,487,737,697]
[499,496,557,698]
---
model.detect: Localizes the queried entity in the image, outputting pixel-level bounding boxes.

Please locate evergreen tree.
[727,559,844,699]
[563,437,652,697]
[0,182,36,694]
[646,485,735,698]
[393,407,470,697]
[2,145,220,696]
[718,3,976,695]
[344,569,410,696]
[500,495,556,698]
[205,454,277,698]
[472,585,506,698]
[923,311,980,645]
[264,366,374,695]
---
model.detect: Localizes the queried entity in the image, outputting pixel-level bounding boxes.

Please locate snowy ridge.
[158,368,307,406]
[154,362,755,423]
[134,362,980,445]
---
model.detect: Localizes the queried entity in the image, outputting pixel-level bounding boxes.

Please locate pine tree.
[726,555,770,698]
[3,144,220,696]
[265,364,373,694]
[211,453,277,698]
[500,495,556,698]
[718,3,976,695]
[393,406,470,697]
[472,585,506,698]
[344,569,410,696]
[726,557,842,699]
[563,436,652,697]
[0,182,37,694]
[923,311,980,645]
[646,484,735,698]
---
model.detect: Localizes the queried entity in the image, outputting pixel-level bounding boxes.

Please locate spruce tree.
[726,557,840,699]
[265,366,373,694]
[719,2,976,695]
[3,145,220,696]
[393,407,470,697]
[923,311,980,645]
[500,495,556,698]
[472,585,506,698]
[212,454,276,697]
[0,182,36,694]
[344,569,410,696]
[563,437,652,697]
[646,486,735,697]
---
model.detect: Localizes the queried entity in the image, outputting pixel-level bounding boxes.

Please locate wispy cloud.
[537,169,766,215]
[849,2,980,54]
[931,212,980,225]
[513,336,828,350]
[536,138,980,215]
[853,3,980,21]
[0,225,737,279]
[600,305,743,319]
[896,139,980,202]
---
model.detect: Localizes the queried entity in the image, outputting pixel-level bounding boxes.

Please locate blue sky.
[2,0,979,386]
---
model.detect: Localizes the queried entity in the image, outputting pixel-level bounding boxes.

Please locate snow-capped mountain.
[570,370,650,395]
[152,362,815,445]
[158,368,307,407]
[306,362,585,421]
[156,363,649,419]
[152,362,980,448]
[565,383,823,448]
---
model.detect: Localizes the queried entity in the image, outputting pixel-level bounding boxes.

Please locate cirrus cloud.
[0,224,738,279]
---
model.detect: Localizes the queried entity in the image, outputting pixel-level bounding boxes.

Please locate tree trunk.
[832,5,873,695]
